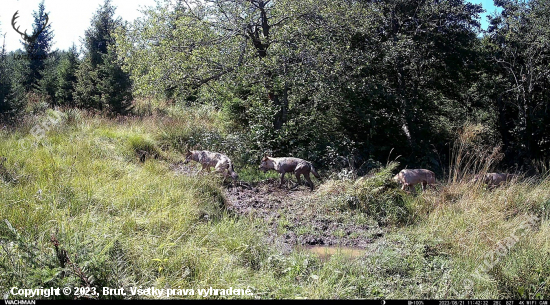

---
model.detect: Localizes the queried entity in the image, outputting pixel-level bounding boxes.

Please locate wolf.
[184,150,239,180]
[259,156,321,191]
[471,173,517,187]
[392,169,436,192]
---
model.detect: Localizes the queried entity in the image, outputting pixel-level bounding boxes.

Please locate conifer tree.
[0,32,14,115]
[23,0,54,90]
[74,0,133,114]
[55,45,80,106]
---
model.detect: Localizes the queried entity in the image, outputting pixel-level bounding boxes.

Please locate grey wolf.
[259,156,321,191]
[392,169,436,192]
[471,173,517,187]
[184,150,238,180]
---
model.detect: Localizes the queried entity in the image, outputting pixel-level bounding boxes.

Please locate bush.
[352,162,411,226]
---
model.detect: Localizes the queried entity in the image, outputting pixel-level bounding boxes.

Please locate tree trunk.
[496,95,512,158]
[269,83,289,130]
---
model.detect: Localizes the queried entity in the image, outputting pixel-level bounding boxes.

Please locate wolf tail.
[229,162,239,180]
[310,164,321,180]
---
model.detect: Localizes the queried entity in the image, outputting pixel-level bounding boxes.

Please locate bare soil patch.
[223,178,385,253]
[171,162,385,253]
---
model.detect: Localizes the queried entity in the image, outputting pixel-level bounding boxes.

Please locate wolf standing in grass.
[185,150,239,180]
[392,169,436,192]
[259,156,321,191]
[471,173,517,187]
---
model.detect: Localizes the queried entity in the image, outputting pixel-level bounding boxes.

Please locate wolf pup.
[184,150,239,180]
[259,156,321,191]
[392,169,436,192]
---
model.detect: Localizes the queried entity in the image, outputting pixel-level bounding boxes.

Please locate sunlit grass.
[0,108,548,299]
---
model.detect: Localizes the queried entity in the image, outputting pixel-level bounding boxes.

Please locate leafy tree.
[118,0,485,167]
[75,0,133,114]
[484,0,550,166]
[337,0,484,168]
[117,0,365,160]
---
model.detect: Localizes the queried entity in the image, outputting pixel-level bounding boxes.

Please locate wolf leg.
[279,172,286,188]
[197,164,207,175]
[222,170,228,182]
[295,173,302,185]
[304,173,314,191]
[290,173,302,190]
[200,164,211,173]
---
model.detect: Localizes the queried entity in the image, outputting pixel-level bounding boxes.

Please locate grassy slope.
[0,107,548,299]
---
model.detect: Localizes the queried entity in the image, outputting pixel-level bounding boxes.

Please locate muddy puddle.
[303,246,364,260]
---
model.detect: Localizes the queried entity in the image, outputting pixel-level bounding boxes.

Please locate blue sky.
[1,0,501,53]
[1,0,156,52]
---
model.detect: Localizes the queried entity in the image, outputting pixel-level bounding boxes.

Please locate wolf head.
[184,150,193,164]
[471,174,489,184]
[392,174,400,182]
[259,156,270,172]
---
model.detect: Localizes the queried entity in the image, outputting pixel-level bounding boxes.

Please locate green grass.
[0,106,549,299]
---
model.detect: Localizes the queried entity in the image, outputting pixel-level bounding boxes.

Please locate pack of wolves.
[184,149,517,192]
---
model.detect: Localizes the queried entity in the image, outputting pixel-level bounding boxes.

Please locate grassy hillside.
[0,106,548,299]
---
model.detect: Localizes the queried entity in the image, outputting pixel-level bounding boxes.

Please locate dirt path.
[171,162,385,253]
[224,179,385,254]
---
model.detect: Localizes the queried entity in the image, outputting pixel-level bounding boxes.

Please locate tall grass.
[0,108,548,299]
[0,111,269,299]
[448,123,504,183]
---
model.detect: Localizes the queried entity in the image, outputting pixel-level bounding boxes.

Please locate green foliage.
[117,0,487,171]
[37,51,61,102]
[74,57,101,110]
[1,108,550,299]
[0,34,15,115]
[2,51,30,114]
[126,134,163,161]
[21,0,55,91]
[222,98,249,130]
[97,49,133,114]
[491,245,550,299]
[321,162,411,227]
[483,0,550,165]
[55,46,80,107]
[74,0,133,114]
[0,221,133,299]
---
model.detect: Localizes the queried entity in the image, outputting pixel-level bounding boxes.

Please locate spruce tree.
[23,0,54,91]
[55,45,80,107]
[37,51,60,103]
[0,32,14,115]
[74,0,133,114]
